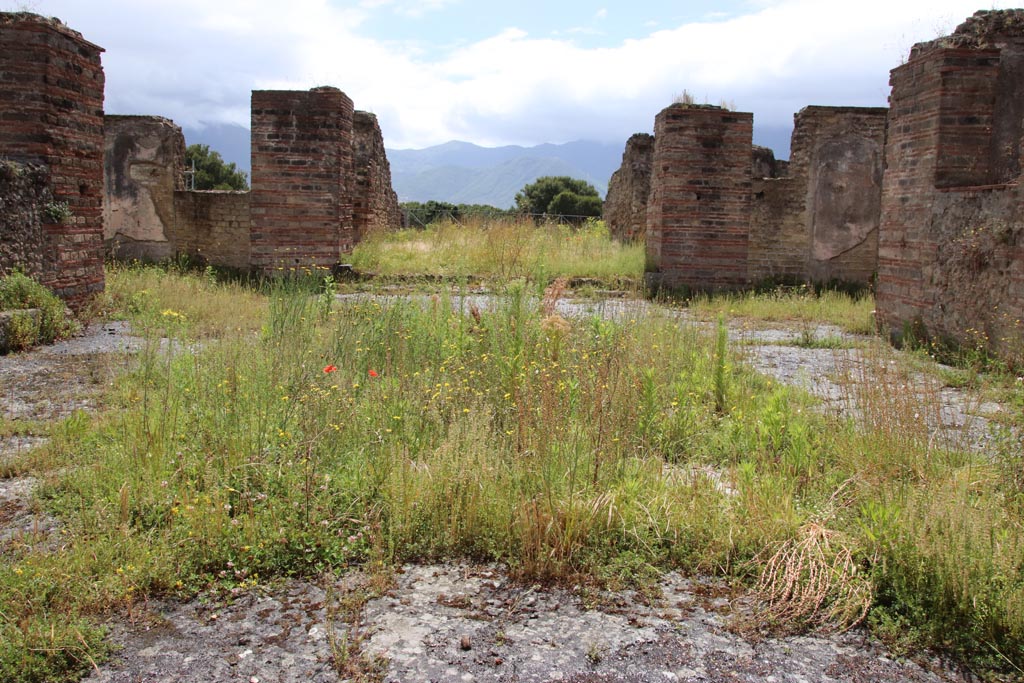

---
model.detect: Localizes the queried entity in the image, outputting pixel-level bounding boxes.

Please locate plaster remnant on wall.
[103,115,185,261]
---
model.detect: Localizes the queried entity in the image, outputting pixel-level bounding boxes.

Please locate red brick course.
[645,104,753,292]
[250,87,355,272]
[877,10,1024,365]
[0,13,105,309]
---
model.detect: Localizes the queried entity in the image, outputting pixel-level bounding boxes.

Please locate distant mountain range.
[387,140,623,208]
[181,123,792,210]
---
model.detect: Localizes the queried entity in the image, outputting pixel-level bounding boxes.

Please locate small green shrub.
[0,271,77,350]
[42,201,73,224]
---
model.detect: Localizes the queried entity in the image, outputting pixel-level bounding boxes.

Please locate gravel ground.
[83,564,967,683]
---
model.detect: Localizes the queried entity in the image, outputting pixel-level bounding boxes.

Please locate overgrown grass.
[689,285,876,335]
[350,218,644,285]
[0,271,79,351]
[2,265,1022,681]
[93,261,268,338]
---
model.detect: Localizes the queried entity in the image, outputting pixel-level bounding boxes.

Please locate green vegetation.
[185,143,249,191]
[2,232,1023,680]
[688,284,876,335]
[351,217,643,285]
[514,176,603,219]
[401,201,513,227]
[0,272,78,352]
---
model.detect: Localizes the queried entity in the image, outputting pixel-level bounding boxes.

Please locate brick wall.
[104,115,185,261]
[0,12,105,308]
[645,105,753,292]
[877,10,1024,366]
[250,87,354,272]
[172,191,252,270]
[748,177,806,283]
[352,111,401,241]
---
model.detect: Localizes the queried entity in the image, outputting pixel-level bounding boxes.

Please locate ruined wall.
[752,145,782,180]
[748,177,806,283]
[172,191,251,270]
[0,162,51,281]
[877,10,1024,364]
[250,87,354,272]
[104,115,185,261]
[352,111,401,241]
[0,13,105,308]
[645,104,753,291]
[748,106,886,285]
[604,133,654,242]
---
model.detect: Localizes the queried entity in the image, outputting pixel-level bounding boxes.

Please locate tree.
[185,144,248,191]
[514,176,602,219]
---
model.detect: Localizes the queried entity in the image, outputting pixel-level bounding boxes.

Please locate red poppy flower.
[323,365,338,374]
[368,369,379,377]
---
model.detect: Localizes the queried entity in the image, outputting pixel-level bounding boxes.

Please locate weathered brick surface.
[748,177,806,283]
[751,145,782,180]
[0,161,51,281]
[353,111,401,241]
[877,10,1024,365]
[604,133,654,242]
[750,106,886,285]
[250,87,354,272]
[104,115,185,261]
[646,105,753,292]
[172,191,252,270]
[0,12,105,308]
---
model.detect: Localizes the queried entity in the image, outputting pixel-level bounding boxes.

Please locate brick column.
[0,13,105,309]
[645,104,753,292]
[250,87,354,272]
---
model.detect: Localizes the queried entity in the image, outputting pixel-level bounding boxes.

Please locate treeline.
[401,201,513,227]
[402,176,604,227]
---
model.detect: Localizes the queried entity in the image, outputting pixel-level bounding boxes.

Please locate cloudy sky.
[9,0,1020,153]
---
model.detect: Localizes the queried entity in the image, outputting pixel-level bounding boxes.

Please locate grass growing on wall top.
[1,265,1022,680]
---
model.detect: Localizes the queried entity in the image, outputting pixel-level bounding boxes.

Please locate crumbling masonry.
[0,13,105,309]
[104,93,401,271]
[619,104,886,291]
[875,10,1024,363]
[4,9,1024,366]
[2,11,401,302]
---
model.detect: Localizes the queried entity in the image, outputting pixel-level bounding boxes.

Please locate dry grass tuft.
[755,521,872,634]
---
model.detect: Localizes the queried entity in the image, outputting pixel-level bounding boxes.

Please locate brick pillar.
[876,47,999,334]
[250,87,354,272]
[0,13,105,309]
[645,104,753,292]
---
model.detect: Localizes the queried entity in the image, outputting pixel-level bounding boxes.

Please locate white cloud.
[23,0,1022,151]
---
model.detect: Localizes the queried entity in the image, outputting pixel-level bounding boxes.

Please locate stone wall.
[250,87,355,272]
[104,115,185,261]
[0,12,105,308]
[749,106,887,285]
[0,161,51,281]
[877,10,1024,365]
[645,104,754,292]
[604,133,654,242]
[172,191,252,270]
[353,111,401,241]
